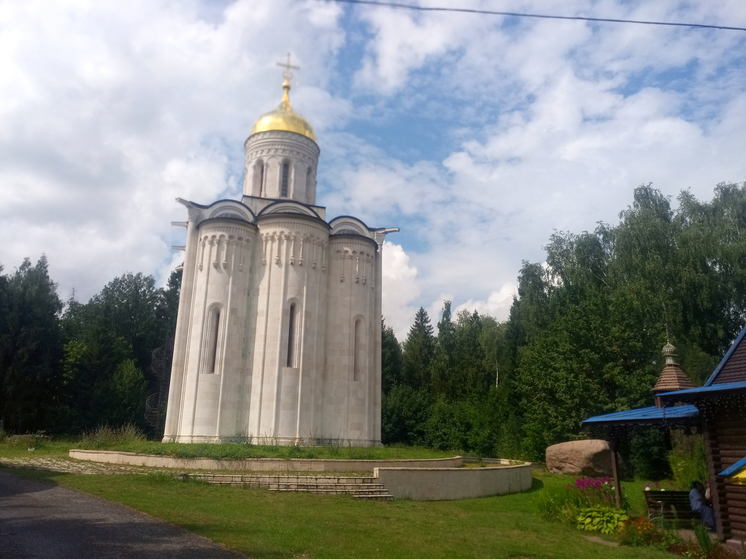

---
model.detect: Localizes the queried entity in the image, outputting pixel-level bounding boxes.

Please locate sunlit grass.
[5,468,673,559]
[0,434,460,461]
[0,435,74,458]
[91,440,459,460]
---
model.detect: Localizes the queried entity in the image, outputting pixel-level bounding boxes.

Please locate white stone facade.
[163,102,392,447]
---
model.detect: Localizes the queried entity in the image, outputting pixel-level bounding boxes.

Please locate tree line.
[382,182,746,471]
[0,259,180,436]
[3,182,746,468]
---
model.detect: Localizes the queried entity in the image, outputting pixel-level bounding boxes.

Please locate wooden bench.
[644,490,701,527]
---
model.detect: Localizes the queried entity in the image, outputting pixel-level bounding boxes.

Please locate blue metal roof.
[706,324,746,386]
[583,404,699,425]
[719,456,746,477]
[659,380,746,400]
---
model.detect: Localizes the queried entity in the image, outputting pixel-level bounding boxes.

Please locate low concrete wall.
[68,450,463,472]
[374,460,533,500]
[175,474,376,487]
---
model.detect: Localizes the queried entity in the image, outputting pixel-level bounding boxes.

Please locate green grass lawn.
[0,436,460,461]
[0,436,75,458]
[0,435,464,460]
[84,440,460,461]
[5,467,675,559]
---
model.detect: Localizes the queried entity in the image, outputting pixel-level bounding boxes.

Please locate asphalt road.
[0,470,248,559]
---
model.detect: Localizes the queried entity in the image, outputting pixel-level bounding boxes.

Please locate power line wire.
[330,0,746,32]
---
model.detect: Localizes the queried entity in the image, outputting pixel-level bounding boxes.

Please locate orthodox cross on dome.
[277,53,300,83]
[276,53,300,110]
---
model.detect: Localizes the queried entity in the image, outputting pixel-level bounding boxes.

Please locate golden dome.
[249,80,317,142]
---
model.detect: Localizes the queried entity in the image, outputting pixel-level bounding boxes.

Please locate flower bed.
[538,476,629,535]
[644,481,686,492]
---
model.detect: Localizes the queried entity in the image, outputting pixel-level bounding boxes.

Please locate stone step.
[354,494,395,501]
[272,477,378,485]
[272,488,390,495]
[177,473,393,499]
[197,476,379,484]
[270,485,389,494]
[273,482,386,489]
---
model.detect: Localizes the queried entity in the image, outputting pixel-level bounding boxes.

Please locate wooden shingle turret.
[653,343,695,407]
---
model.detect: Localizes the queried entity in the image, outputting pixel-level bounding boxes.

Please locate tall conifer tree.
[402,307,435,391]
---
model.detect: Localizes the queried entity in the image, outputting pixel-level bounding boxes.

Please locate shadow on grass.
[527,476,544,493]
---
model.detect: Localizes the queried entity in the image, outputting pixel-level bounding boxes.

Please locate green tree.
[0,256,64,433]
[675,184,746,356]
[92,272,163,374]
[54,297,133,432]
[431,301,455,397]
[504,183,746,465]
[381,384,430,445]
[450,310,492,398]
[56,271,177,433]
[381,319,403,395]
[148,269,182,436]
[401,307,435,391]
[102,359,148,426]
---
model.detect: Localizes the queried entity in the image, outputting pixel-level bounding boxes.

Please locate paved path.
[0,456,162,475]
[0,470,248,559]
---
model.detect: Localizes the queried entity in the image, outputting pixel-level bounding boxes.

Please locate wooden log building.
[584,332,746,548]
[659,327,746,547]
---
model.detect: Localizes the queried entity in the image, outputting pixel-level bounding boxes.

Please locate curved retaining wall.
[374,460,533,500]
[68,450,463,472]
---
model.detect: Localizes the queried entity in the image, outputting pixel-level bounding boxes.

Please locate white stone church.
[162,70,395,446]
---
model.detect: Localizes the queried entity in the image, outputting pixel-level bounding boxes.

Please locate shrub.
[539,476,629,525]
[693,522,714,557]
[576,507,629,535]
[629,521,739,558]
[538,484,584,523]
[668,431,708,489]
[570,476,630,510]
[81,424,146,448]
[667,541,740,559]
[619,518,669,547]
[0,421,6,443]
[29,431,48,449]
[381,385,431,446]
[629,429,672,480]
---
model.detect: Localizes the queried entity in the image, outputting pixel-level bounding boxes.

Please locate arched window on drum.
[202,304,223,374]
[280,161,290,198]
[353,318,365,381]
[305,167,313,202]
[253,160,265,197]
[286,303,298,368]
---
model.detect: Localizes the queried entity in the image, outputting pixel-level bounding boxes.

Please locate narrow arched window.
[353,318,363,381]
[305,167,313,202]
[204,306,221,374]
[253,160,264,196]
[286,303,297,367]
[280,162,290,197]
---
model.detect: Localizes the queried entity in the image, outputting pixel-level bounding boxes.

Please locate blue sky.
[1,0,745,338]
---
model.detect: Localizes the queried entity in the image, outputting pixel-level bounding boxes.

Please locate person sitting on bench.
[689,481,715,530]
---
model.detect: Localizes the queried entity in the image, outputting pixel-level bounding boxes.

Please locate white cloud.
[0,0,345,301]
[456,282,517,322]
[1,0,745,341]
[336,0,746,334]
[381,241,419,339]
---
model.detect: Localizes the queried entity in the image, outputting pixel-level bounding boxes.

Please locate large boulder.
[546,439,622,476]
